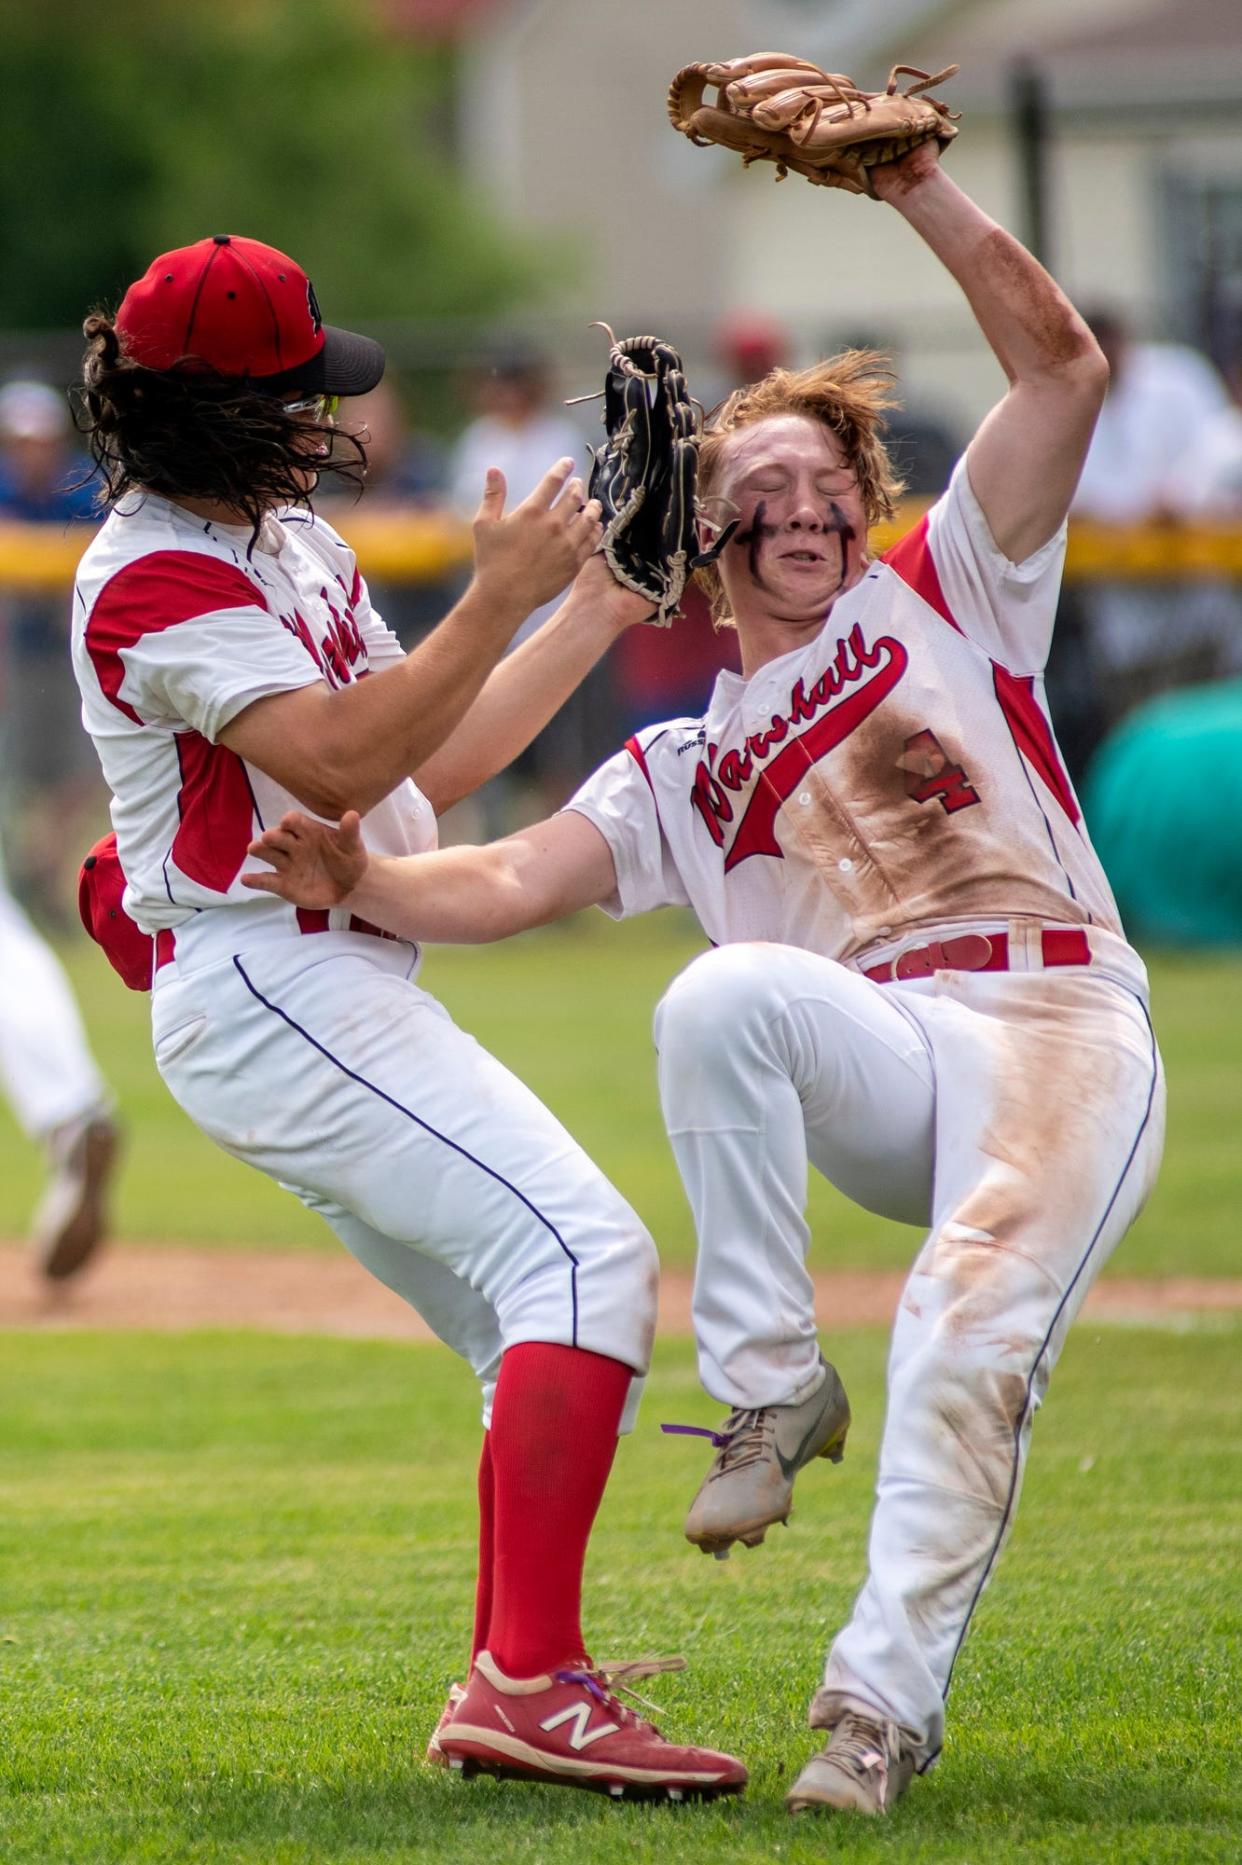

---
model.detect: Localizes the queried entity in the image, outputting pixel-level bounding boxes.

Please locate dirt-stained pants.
[653,926,1164,1766]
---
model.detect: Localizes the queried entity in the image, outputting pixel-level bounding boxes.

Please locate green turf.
[0,1321,1238,1862]
[0,924,1237,1276]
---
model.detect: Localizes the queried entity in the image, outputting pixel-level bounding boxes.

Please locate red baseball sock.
[486,1341,632,1679]
[470,1432,494,1663]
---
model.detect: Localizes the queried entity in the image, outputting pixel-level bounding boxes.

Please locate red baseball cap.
[78,832,157,992]
[115,234,385,397]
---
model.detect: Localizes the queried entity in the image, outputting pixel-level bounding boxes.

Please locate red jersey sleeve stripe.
[85,550,269,723]
[881,513,962,633]
[992,664,1082,828]
[624,733,655,794]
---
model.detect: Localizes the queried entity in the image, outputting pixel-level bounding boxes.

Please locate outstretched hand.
[472,457,604,617]
[242,810,368,909]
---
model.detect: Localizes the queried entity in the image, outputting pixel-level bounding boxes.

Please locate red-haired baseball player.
[71,235,746,1801]
[246,146,1165,1816]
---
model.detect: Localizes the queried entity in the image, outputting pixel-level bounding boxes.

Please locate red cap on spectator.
[78,832,157,992]
[714,310,789,380]
[115,234,385,396]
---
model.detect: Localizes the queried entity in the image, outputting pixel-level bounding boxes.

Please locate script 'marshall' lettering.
[689,625,909,871]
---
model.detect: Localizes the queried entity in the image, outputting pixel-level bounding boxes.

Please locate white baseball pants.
[151,928,657,1426]
[653,929,1165,1766]
[0,878,110,1139]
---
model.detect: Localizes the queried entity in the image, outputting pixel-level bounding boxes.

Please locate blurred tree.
[0,0,546,329]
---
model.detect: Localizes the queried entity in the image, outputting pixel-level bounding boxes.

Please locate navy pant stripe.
[232,955,580,1343]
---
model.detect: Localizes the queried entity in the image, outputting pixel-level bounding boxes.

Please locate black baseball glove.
[580,326,736,626]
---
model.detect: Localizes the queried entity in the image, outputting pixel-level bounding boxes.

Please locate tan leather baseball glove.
[667,54,959,197]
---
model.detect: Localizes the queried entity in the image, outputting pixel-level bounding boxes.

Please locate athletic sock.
[486,1341,632,1678]
[470,1432,494,1663]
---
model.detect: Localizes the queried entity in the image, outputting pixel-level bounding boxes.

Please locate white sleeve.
[136,616,322,740]
[84,550,322,742]
[925,456,1067,675]
[564,741,691,920]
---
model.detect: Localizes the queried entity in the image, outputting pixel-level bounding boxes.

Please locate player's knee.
[562,1215,659,1373]
[654,943,782,1064]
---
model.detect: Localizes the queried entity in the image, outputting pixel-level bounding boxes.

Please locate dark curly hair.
[77,312,367,543]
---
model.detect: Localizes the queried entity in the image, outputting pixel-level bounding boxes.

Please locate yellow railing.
[3,505,1242,593]
[0,509,475,595]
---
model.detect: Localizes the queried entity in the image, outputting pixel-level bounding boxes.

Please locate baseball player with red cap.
[70,233,746,1802]
[243,144,1166,1816]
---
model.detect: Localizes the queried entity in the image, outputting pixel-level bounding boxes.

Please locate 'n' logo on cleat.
[539,1704,620,1750]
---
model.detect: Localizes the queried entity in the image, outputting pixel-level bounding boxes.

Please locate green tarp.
[1083,680,1242,947]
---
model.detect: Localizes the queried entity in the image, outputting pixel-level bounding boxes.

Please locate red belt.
[863,927,1090,984]
[154,909,399,975]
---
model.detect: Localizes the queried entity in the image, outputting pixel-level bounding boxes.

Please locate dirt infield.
[1,1243,1239,1338]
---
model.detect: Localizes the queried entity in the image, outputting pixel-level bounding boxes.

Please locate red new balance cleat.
[423,1681,467,1767]
[438,1650,747,1801]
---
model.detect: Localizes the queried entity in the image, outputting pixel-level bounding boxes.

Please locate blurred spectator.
[698,310,793,411]
[0,378,102,926]
[329,378,460,650]
[0,378,97,522]
[449,346,611,821]
[1163,326,1242,519]
[1074,309,1229,520]
[348,379,447,507]
[1058,308,1242,765]
[449,344,583,573]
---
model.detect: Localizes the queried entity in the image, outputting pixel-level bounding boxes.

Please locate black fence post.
[1010,60,1051,272]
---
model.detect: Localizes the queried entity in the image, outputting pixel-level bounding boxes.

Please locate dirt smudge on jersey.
[790,698,1089,945]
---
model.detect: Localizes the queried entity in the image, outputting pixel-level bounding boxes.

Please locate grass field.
[0,922,1238,1276]
[1,1322,1238,1863]
[0,927,1238,1859]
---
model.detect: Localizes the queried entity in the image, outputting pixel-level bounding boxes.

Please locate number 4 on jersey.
[900,728,981,813]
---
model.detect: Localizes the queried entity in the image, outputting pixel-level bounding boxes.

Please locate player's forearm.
[412,576,630,813]
[885,167,1103,388]
[313,577,530,814]
[345,842,540,944]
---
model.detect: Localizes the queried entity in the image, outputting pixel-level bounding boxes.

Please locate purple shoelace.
[660,1422,731,1448]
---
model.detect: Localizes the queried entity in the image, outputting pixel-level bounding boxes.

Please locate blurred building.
[448,0,1242,416]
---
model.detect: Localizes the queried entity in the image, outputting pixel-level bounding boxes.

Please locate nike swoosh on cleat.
[775,1402,837,1481]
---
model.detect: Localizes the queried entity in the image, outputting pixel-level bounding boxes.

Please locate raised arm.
[243,807,618,944]
[218,459,601,818]
[873,146,1108,562]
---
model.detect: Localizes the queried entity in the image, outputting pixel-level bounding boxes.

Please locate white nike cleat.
[673,1357,851,1557]
[785,1710,914,1815]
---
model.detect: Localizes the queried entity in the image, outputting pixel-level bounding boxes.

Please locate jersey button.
[798,791,812,806]
[838,857,854,873]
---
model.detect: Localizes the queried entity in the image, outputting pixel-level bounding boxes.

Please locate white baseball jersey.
[72,489,657,1413]
[71,492,436,965]
[569,458,1123,965]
